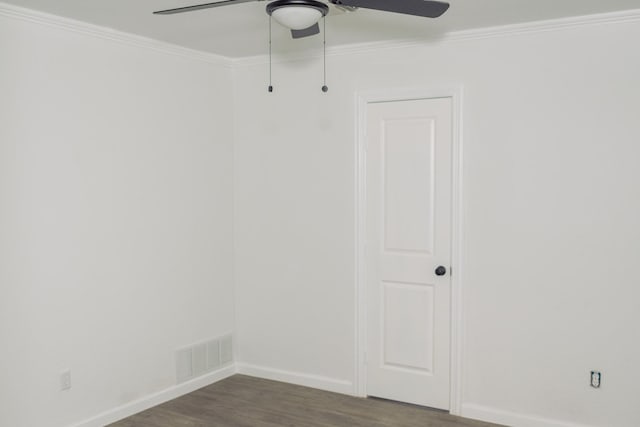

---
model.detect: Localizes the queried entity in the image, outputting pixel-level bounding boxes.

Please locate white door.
[365,97,452,409]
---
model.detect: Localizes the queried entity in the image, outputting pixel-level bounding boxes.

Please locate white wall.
[0,13,234,427]
[233,17,640,427]
[3,7,640,427]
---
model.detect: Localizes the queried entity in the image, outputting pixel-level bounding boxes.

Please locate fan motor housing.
[266,0,330,17]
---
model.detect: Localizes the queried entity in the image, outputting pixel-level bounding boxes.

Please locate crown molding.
[233,7,640,66]
[446,7,640,43]
[0,1,233,68]
[2,1,639,69]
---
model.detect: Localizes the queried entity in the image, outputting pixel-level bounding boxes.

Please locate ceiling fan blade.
[291,23,320,39]
[154,0,256,15]
[328,0,449,18]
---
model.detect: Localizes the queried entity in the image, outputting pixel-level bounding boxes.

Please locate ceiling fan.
[154,0,450,39]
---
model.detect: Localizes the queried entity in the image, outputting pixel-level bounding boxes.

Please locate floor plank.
[109,375,503,427]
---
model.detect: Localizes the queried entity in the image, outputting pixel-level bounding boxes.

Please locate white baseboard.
[236,363,354,396]
[65,366,596,427]
[461,403,594,427]
[69,365,236,427]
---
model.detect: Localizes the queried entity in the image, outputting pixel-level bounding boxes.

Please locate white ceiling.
[5,0,640,58]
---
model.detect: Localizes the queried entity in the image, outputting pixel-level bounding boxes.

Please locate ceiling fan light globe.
[272,6,322,30]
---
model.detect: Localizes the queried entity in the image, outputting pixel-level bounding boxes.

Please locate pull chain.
[322,16,328,93]
[268,16,273,93]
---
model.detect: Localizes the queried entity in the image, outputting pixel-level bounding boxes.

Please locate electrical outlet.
[60,370,71,391]
[590,371,601,388]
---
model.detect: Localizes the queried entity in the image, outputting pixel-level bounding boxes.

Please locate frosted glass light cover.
[272,6,322,30]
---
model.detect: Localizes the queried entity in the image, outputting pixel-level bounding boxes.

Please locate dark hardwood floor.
[109,375,502,427]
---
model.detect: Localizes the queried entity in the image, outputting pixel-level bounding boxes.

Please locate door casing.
[354,87,464,415]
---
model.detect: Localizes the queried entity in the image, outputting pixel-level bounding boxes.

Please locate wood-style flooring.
[109,375,502,427]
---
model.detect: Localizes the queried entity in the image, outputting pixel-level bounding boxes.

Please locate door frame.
[354,87,464,415]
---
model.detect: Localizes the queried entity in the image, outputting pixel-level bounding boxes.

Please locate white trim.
[448,87,464,416]
[236,363,354,396]
[354,89,368,399]
[234,8,640,66]
[68,365,236,427]
[0,1,231,67]
[447,7,640,44]
[461,404,596,427]
[2,1,638,66]
[231,63,241,373]
[354,86,464,412]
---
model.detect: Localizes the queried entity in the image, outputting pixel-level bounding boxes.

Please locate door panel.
[382,281,434,373]
[383,117,435,254]
[366,97,452,410]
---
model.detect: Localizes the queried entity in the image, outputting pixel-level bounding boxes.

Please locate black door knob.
[435,266,447,276]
